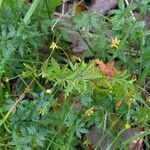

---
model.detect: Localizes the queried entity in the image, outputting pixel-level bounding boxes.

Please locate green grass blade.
[114,130,150,149]
[23,0,41,25]
[0,0,4,9]
[122,130,150,146]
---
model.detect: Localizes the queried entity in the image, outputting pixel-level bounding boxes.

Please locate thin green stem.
[0,0,4,9]
[106,129,126,150]
[45,0,51,19]
[114,130,150,149]
[0,79,3,101]
[0,79,34,127]
[33,76,45,91]
[95,115,122,150]
[23,0,40,25]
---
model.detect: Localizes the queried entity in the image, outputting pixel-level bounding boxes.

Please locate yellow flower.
[5,77,9,82]
[45,89,51,94]
[125,123,131,129]
[110,37,120,49]
[83,139,91,146]
[85,107,94,117]
[38,107,46,116]
[49,41,58,50]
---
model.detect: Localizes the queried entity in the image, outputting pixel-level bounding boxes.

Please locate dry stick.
[0,79,34,127]
[53,0,95,54]
[137,85,150,97]
[62,0,66,16]
[144,77,150,90]
[51,0,85,31]
[124,0,136,21]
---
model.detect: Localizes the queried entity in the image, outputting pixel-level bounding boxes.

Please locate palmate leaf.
[89,13,101,31]
[80,94,93,106]
[74,12,103,33]
[43,59,99,95]
[64,62,98,95]
[75,121,88,139]
[74,14,89,30]
[136,108,150,125]
[42,58,71,87]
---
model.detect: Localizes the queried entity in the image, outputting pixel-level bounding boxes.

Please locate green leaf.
[74,14,89,30]
[80,94,93,106]
[76,121,89,139]
[118,0,125,10]
[0,0,4,9]
[48,0,61,11]
[23,0,41,25]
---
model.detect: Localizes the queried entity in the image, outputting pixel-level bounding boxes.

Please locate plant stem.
[0,79,3,101]
[0,79,34,127]
[45,0,51,19]
[0,0,4,9]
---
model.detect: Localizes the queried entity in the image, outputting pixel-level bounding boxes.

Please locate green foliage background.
[0,0,150,149]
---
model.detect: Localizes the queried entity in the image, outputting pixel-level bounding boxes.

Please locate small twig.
[62,0,66,16]
[54,12,71,18]
[51,0,84,31]
[124,0,136,21]
[137,85,150,96]
[51,0,66,31]
[144,79,150,90]
[0,79,34,127]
